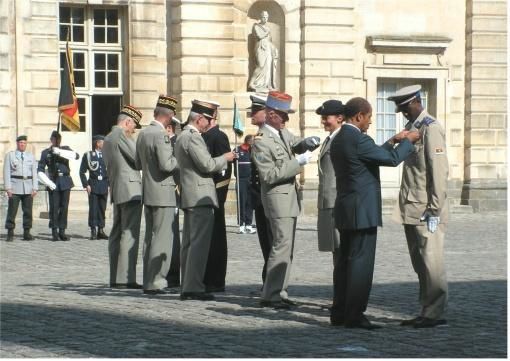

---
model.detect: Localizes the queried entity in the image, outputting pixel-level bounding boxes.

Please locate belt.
[11,175,32,180]
[90,175,107,180]
[57,172,70,177]
[215,179,230,189]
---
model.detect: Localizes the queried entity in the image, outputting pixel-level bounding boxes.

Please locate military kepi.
[191,99,219,119]
[156,95,178,113]
[120,105,143,129]
[316,99,344,116]
[388,85,422,112]
[266,91,295,114]
[16,135,27,142]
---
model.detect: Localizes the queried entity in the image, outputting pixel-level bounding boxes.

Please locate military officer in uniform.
[38,131,79,242]
[316,100,344,265]
[251,91,320,309]
[174,100,236,301]
[4,135,38,241]
[202,107,232,293]
[234,134,256,234]
[135,95,180,295]
[79,135,109,240]
[103,105,143,289]
[388,85,449,328]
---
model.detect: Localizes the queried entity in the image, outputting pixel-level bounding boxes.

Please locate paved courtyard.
[0,211,507,358]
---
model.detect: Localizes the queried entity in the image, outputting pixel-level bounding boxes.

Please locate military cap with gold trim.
[266,91,295,114]
[156,94,178,113]
[387,84,422,113]
[191,99,220,119]
[120,105,143,129]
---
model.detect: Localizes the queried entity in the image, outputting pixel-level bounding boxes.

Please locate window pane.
[59,25,70,41]
[73,53,85,69]
[387,114,396,129]
[107,28,118,43]
[73,26,84,42]
[74,71,85,87]
[106,9,118,25]
[95,53,105,70]
[108,72,118,87]
[78,98,86,113]
[60,7,71,23]
[72,8,84,24]
[376,130,383,145]
[107,54,118,70]
[95,72,106,87]
[377,98,383,111]
[94,9,105,25]
[94,27,105,43]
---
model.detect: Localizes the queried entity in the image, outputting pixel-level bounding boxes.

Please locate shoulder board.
[254,132,263,140]
[190,128,197,133]
[423,117,435,126]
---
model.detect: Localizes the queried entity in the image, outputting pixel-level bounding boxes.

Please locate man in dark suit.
[38,130,79,242]
[79,135,109,240]
[330,97,420,329]
[202,109,232,293]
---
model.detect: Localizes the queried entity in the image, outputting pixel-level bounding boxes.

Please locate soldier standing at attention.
[388,85,449,328]
[234,134,256,234]
[201,105,232,293]
[79,135,109,240]
[4,135,38,242]
[102,105,143,289]
[38,131,79,242]
[174,100,235,301]
[135,95,180,295]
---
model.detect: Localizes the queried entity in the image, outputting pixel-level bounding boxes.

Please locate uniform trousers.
[331,227,377,323]
[143,205,175,290]
[109,200,142,285]
[404,223,448,319]
[254,203,272,283]
[88,192,107,228]
[5,194,33,230]
[203,202,228,290]
[48,189,70,230]
[182,206,214,293]
[261,217,296,302]
[237,178,253,226]
[166,208,181,286]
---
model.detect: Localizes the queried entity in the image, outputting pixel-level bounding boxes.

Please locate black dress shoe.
[90,228,97,240]
[345,315,382,330]
[111,283,143,289]
[330,314,345,326]
[6,229,14,242]
[51,229,59,242]
[59,229,70,241]
[400,316,424,326]
[97,228,109,239]
[167,281,180,288]
[259,300,291,310]
[23,229,34,241]
[205,286,225,293]
[413,318,447,328]
[143,288,172,295]
[180,292,215,301]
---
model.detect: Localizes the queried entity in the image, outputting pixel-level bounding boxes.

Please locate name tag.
[98,176,103,180]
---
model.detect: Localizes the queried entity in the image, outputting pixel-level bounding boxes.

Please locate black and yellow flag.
[58,39,80,131]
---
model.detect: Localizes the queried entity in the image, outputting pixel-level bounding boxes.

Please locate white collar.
[329,126,342,139]
[263,123,280,136]
[344,122,361,132]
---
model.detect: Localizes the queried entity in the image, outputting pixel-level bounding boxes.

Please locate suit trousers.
[254,203,272,283]
[143,205,175,290]
[182,206,214,293]
[331,227,377,323]
[238,178,253,226]
[166,209,181,286]
[88,192,107,228]
[203,202,228,289]
[48,189,70,230]
[5,194,33,230]
[109,200,142,285]
[261,217,296,302]
[404,223,448,319]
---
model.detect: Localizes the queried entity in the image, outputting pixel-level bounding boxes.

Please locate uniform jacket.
[394,110,449,225]
[202,125,232,204]
[331,124,414,230]
[79,150,108,195]
[251,124,303,219]
[174,125,227,209]
[3,151,38,194]
[135,121,179,207]
[38,146,78,191]
[317,129,339,210]
[102,125,142,205]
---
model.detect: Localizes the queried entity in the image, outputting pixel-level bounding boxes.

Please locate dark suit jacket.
[202,125,232,204]
[79,151,108,195]
[330,124,414,230]
[38,146,78,191]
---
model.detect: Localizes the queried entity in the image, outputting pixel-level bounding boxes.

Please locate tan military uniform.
[174,125,227,293]
[393,110,449,319]
[135,120,179,291]
[251,124,302,302]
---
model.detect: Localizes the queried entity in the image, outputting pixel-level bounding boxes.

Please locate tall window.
[58,5,124,133]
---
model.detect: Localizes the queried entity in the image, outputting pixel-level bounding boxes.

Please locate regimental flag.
[232,99,244,137]
[58,39,80,131]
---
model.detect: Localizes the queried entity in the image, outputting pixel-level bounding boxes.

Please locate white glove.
[52,147,78,161]
[420,210,440,233]
[296,150,312,166]
[37,171,57,191]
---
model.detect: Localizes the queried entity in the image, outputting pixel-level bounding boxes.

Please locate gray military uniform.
[251,124,302,302]
[135,120,179,291]
[393,110,449,319]
[174,125,227,293]
[103,125,142,285]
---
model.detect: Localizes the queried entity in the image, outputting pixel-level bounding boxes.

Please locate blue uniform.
[79,150,109,228]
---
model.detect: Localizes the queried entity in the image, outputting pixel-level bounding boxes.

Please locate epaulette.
[422,116,435,126]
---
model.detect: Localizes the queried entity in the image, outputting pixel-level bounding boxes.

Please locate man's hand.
[86,185,91,195]
[392,130,410,144]
[6,190,13,198]
[405,131,421,144]
[420,210,440,233]
[31,190,37,198]
[296,151,312,166]
[223,151,236,162]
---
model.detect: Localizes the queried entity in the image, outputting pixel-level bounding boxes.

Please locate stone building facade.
[0,0,507,215]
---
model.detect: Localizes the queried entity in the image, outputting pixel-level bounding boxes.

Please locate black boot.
[23,229,34,241]
[97,228,108,240]
[59,229,70,241]
[51,228,59,242]
[90,227,97,240]
[6,229,14,242]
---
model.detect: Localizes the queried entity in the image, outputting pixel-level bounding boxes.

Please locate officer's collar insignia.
[423,117,435,125]
[164,135,170,143]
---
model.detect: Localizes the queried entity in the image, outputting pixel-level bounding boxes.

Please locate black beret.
[50,130,61,139]
[315,100,344,116]
[16,135,27,142]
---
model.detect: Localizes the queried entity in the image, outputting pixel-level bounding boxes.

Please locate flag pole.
[234,99,241,227]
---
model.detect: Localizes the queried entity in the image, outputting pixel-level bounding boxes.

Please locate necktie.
[20,152,24,161]
[278,130,285,143]
[321,136,330,153]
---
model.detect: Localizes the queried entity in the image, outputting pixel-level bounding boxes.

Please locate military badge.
[435,148,444,154]
[164,135,170,143]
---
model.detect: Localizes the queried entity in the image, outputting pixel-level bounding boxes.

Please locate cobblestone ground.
[0,212,507,358]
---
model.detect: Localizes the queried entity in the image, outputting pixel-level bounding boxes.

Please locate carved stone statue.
[248,11,278,92]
